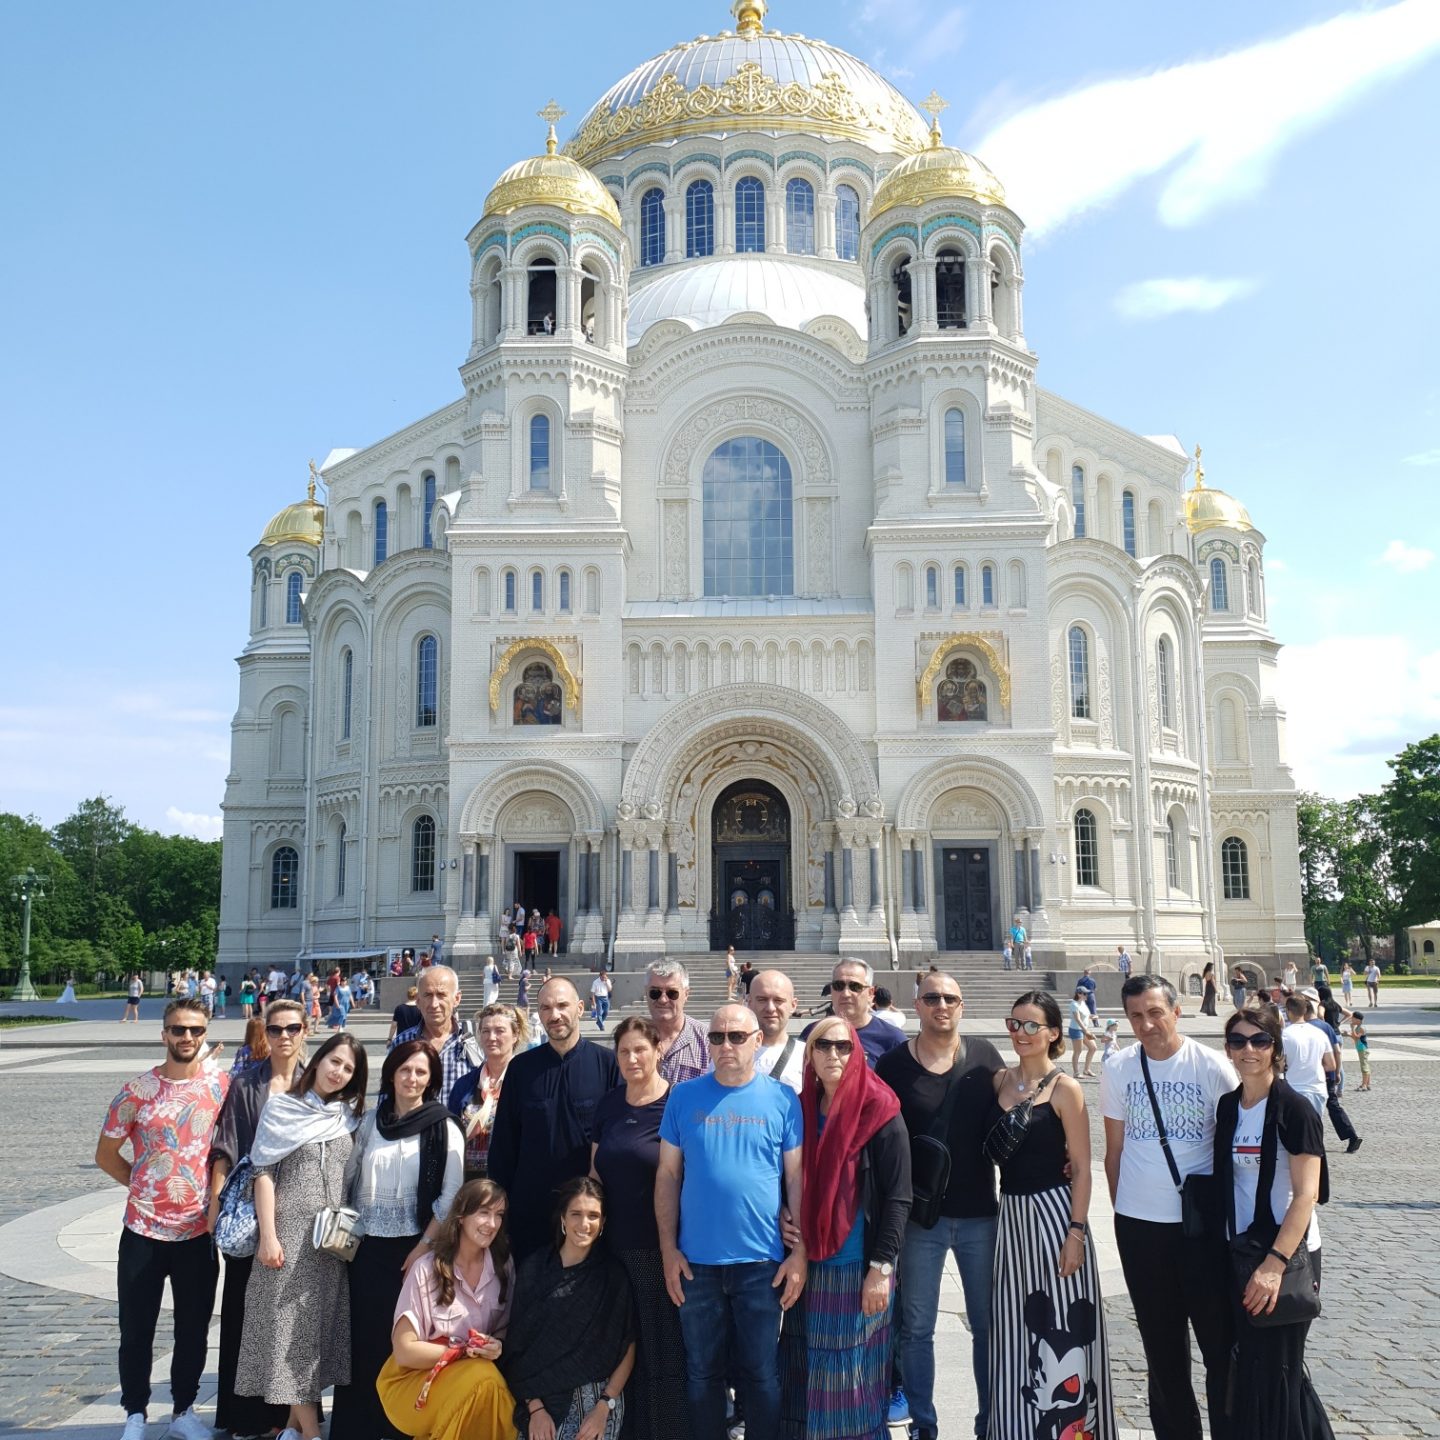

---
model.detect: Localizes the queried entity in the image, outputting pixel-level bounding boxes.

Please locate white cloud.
[851,0,968,71]
[1380,539,1435,573]
[975,0,1440,237]
[1114,276,1259,321]
[165,807,224,842]
[1401,448,1440,466]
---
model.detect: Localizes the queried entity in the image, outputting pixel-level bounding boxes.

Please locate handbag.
[311,1139,364,1262]
[214,1156,258,1258]
[1140,1049,1218,1240]
[908,1048,969,1230]
[981,1070,1059,1166]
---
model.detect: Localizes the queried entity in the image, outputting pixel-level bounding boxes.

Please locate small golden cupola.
[259,464,326,547]
[1184,446,1253,534]
[481,102,622,227]
[869,91,1008,220]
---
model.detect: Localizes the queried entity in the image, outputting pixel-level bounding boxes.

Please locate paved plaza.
[1,996,1437,1438]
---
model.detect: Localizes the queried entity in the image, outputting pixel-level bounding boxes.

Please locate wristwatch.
[876,1262,894,1277]
[599,1393,619,1411]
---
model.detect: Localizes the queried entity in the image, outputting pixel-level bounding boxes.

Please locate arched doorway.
[709,780,793,951]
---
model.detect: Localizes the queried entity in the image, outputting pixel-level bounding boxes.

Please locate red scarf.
[800,1024,901,1260]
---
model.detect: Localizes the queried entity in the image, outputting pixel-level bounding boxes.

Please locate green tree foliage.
[1378,735,1440,932]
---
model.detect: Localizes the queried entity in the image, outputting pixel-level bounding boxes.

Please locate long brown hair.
[241,1016,270,1062]
[432,1179,511,1307]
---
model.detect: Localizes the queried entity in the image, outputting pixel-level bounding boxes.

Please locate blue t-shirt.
[659,1071,803,1265]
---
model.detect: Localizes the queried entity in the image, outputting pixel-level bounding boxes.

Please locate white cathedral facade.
[219,1,1307,986]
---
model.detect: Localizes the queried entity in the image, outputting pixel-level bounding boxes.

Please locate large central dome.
[566,9,928,167]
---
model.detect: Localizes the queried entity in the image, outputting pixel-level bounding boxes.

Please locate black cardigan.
[852,1112,913,1268]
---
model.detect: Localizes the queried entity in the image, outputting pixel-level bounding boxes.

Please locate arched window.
[938,657,988,722]
[702,436,793,597]
[1073,810,1099,887]
[925,565,939,608]
[270,846,298,909]
[422,472,437,548]
[1247,558,1262,617]
[835,184,860,261]
[340,648,353,740]
[416,634,438,728]
[1156,636,1173,729]
[953,564,967,607]
[513,661,563,725]
[1210,557,1230,611]
[527,256,557,333]
[735,177,765,253]
[1166,813,1183,891]
[785,178,815,255]
[374,499,389,565]
[639,187,665,267]
[936,248,966,328]
[411,815,436,893]
[1068,626,1091,719]
[1071,465,1086,539]
[1221,836,1250,900]
[893,256,912,337]
[503,570,517,612]
[895,563,913,610]
[943,408,966,486]
[558,570,572,612]
[584,567,601,613]
[531,571,544,612]
[1122,490,1137,557]
[685,180,715,258]
[981,564,995,607]
[529,414,551,490]
[285,571,303,625]
[336,823,347,898]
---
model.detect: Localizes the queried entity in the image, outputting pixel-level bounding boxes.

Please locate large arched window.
[416,634,438,728]
[340,648,353,740]
[943,408,966,486]
[735,176,765,253]
[1122,490,1137,558]
[373,499,388,565]
[1073,810,1099,887]
[685,180,714,258]
[1068,626,1091,719]
[257,567,268,628]
[981,564,995,607]
[1166,813,1184,891]
[1156,636,1174,729]
[785,178,815,255]
[285,571,303,625]
[702,436,793,597]
[411,815,436,893]
[422,473,436,549]
[925,565,939,608]
[936,248,966,328]
[953,564,967,607]
[639,187,665,268]
[503,570,517,612]
[336,823,347,898]
[1247,558,1263,618]
[1222,836,1250,900]
[531,571,544,613]
[835,184,860,261]
[1210,557,1230,611]
[513,661,563,725]
[1071,465,1086,538]
[270,846,298,909]
[558,569,572,612]
[529,414,551,491]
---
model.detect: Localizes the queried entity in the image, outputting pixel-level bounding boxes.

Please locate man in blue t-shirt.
[657,1003,805,1440]
[801,957,907,1066]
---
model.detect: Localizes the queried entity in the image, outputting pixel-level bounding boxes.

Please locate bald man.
[488,977,621,1257]
[749,970,804,1092]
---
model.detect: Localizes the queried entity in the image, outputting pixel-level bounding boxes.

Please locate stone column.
[868,843,882,917]
[621,846,634,915]
[576,841,589,914]
[501,264,524,338]
[664,195,683,263]
[1014,846,1027,917]
[823,849,836,915]
[766,191,785,253]
[1030,845,1043,908]
[911,258,937,333]
[666,852,679,915]
[901,847,915,913]
[817,192,837,259]
[647,846,660,914]
[841,845,855,912]
[461,847,475,918]
[971,254,994,329]
[914,839,927,912]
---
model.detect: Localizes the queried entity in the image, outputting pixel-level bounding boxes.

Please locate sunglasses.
[1224,1031,1275,1051]
[166,1024,207,1038]
[812,1037,854,1056]
[648,987,682,1001]
[265,1023,304,1038]
[1005,1018,1049,1035]
[832,979,869,993]
[920,992,963,1008]
[708,1029,758,1047]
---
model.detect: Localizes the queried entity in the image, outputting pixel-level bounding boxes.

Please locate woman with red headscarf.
[795,1015,912,1440]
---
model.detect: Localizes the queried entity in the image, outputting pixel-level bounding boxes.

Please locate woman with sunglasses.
[208,998,308,1439]
[987,992,1116,1440]
[793,1015,912,1440]
[1214,1006,1332,1438]
[236,1031,369,1440]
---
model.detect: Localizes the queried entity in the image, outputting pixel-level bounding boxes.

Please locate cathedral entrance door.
[938,845,994,951]
[709,781,793,952]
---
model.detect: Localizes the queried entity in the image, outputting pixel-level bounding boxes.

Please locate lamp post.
[9,866,49,1002]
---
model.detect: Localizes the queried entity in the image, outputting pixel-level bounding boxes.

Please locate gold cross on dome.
[538,99,567,155]
[920,90,949,145]
[307,458,320,503]
[1193,444,1206,488]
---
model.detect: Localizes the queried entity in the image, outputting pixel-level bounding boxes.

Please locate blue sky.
[2,0,1437,838]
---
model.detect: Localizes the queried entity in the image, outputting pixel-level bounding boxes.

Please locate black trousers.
[215,1252,289,1433]
[330,1232,419,1440]
[1115,1215,1234,1440]
[117,1228,218,1417]
[1324,1079,1358,1145]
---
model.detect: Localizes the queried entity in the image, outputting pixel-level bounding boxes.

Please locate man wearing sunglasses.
[657,1004,805,1440]
[645,959,711,1084]
[95,999,231,1440]
[802,959,906,1067]
[876,977,1004,1440]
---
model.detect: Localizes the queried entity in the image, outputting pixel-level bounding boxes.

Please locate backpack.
[214,1156,258,1258]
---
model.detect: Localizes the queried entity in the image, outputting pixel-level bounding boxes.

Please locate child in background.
[1099,1018,1120,1063]
[1350,1013,1372,1090]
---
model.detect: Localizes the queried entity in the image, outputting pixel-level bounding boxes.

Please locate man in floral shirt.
[95,997,230,1440]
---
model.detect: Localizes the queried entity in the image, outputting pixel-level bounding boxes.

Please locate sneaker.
[888,1386,911,1425]
[1346,1136,1363,1154]
[120,1416,148,1440]
[164,1409,212,1440]
[906,1426,938,1440]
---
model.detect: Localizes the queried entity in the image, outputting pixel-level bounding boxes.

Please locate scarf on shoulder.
[375,1099,456,1232]
[800,1023,901,1261]
[249,1089,357,1168]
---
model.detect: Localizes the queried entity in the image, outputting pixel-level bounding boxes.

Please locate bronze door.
[940,846,994,950]
[723,854,787,951]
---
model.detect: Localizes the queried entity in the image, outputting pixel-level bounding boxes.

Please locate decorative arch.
[488,638,580,712]
[895,755,1045,832]
[916,634,1011,709]
[662,392,834,490]
[459,762,605,838]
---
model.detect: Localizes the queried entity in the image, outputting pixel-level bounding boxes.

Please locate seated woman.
[501,1177,635,1440]
[378,1178,518,1440]
[1215,1005,1332,1439]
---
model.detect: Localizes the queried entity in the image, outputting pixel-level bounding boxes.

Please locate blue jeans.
[594,995,610,1028]
[676,1260,782,1440]
[896,1214,998,1437]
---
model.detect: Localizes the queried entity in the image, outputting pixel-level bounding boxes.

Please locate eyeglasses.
[1224,1031,1275,1051]
[812,1038,854,1056]
[648,987,682,1001]
[920,992,963,1008]
[166,1025,207,1038]
[832,979,869,993]
[708,1029,758,1047]
[265,1023,304,1038]
[1005,1018,1049,1036]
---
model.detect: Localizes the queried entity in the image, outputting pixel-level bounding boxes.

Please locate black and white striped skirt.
[987,1184,1116,1440]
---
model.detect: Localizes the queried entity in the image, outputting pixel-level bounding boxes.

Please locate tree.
[1296,792,1397,963]
[1376,734,1440,952]
[52,797,133,943]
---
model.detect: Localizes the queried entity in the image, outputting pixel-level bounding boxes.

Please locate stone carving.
[1050,652,1065,731]
[858,645,870,692]
[834,645,847,691]
[652,648,664,692]
[1098,656,1114,746]
[932,799,995,833]
[504,798,570,836]
[807,825,826,906]
[1146,664,1161,751]
[696,648,710,688]
[674,648,688,693]
[674,819,697,906]
[663,395,833,490]
[663,500,689,597]
[807,499,833,593]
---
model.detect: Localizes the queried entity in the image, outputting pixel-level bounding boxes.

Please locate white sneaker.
[120,1416,148,1440]
[164,1409,212,1440]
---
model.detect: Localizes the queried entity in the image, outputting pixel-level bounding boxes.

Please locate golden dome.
[260,468,325,547]
[870,107,1007,219]
[1184,447,1253,534]
[483,104,623,227]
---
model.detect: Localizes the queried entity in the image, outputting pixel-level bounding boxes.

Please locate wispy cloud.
[1401,447,1440,467]
[1380,539,1435,574]
[975,0,1440,237]
[850,0,968,74]
[165,807,224,842]
[1114,276,1259,321]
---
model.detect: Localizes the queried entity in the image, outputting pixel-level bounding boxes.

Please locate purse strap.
[1225,1086,1283,1241]
[922,1041,968,1143]
[1139,1048,1185,1194]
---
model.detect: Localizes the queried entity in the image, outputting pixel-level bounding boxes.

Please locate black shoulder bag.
[1139,1049,1216,1240]
[908,1049,968,1230]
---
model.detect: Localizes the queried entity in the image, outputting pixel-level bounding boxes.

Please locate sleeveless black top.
[995,1100,1069,1196]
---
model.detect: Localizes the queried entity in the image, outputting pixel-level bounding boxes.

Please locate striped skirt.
[801,1255,892,1440]
[988,1185,1116,1440]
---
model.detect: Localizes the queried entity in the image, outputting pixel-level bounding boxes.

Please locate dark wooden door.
[940,847,993,950]
[721,853,788,951]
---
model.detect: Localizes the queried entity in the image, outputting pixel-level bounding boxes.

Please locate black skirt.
[331,1233,421,1440]
[215,1252,289,1434]
[613,1247,692,1440]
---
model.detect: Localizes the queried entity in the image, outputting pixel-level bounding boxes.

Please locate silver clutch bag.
[312,1205,364,1262]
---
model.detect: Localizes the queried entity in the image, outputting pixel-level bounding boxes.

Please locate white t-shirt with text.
[1231,1094,1321,1251]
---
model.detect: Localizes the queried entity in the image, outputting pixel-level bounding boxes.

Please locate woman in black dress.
[1201,962,1219,1016]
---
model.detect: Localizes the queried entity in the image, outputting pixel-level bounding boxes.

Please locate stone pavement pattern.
[1,1004,1437,1437]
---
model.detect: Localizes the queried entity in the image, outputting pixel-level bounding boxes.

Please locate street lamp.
[9,866,49,1002]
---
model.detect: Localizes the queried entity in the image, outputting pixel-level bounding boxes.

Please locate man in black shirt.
[876,975,1004,1440]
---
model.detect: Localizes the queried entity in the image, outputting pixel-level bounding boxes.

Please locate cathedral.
[218,0,1307,987]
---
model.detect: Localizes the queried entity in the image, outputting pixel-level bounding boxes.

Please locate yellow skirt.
[377,1354,518,1440]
